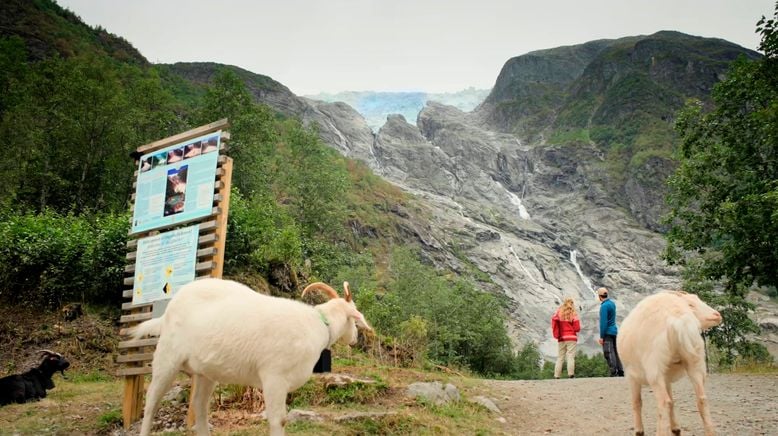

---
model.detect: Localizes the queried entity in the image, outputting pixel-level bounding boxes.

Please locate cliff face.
[475,32,760,231]
[163,33,773,357]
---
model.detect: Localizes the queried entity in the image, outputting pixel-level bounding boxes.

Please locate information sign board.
[131,131,221,233]
[131,225,199,305]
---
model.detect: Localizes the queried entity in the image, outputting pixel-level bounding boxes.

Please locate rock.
[162,385,187,405]
[470,395,502,414]
[406,381,460,405]
[320,373,375,388]
[233,37,772,362]
[286,409,323,423]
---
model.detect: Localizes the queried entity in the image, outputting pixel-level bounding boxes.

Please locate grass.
[0,352,503,435]
[724,363,778,375]
[0,375,123,435]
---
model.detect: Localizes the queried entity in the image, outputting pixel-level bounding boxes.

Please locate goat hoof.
[635,432,644,436]
[672,430,681,436]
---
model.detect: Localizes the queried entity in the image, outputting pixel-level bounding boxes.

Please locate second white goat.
[128,278,372,436]
[618,291,722,436]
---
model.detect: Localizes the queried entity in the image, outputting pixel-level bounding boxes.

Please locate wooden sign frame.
[118,119,233,428]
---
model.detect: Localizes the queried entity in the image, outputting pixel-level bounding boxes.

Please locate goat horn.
[343,281,352,302]
[38,349,61,357]
[302,282,339,300]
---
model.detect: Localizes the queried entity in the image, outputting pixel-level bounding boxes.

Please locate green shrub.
[572,351,611,377]
[0,210,128,308]
[357,247,519,376]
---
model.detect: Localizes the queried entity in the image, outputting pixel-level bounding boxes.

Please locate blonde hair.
[559,298,577,321]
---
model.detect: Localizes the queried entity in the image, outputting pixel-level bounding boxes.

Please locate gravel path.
[479,373,777,435]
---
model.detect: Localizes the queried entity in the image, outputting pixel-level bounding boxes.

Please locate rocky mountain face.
[164,33,776,358]
[476,32,761,232]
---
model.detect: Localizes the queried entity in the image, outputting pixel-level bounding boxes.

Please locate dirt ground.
[478,373,777,436]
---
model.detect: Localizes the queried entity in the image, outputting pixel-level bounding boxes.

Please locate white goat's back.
[151,278,327,387]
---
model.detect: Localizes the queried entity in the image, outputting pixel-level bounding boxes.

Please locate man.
[597,287,624,376]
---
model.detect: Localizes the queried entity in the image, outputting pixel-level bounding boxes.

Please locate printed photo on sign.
[141,156,153,173]
[164,165,187,217]
[151,151,167,169]
[131,131,221,234]
[202,136,218,154]
[184,141,201,159]
[167,147,184,164]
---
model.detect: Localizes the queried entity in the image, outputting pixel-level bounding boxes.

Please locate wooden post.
[212,156,233,279]
[122,374,145,426]
[120,120,232,429]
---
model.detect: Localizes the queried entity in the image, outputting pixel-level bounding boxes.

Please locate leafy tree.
[0,37,29,117]
[357,247,518,375]
[225,189,302,282]
[664,4,778,364]
[0,52,179,213]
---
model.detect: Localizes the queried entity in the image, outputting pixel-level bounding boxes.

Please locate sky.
[57,0,775,96]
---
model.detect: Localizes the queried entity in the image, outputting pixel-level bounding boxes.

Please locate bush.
[572,351,610,377]
[357,247,518,376]
[0,210,128,308]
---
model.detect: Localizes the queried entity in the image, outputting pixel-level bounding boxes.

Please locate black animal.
[0,350,70,405]
[62,303,83,321]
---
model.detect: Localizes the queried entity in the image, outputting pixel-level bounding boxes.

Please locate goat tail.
[127,317,163,340]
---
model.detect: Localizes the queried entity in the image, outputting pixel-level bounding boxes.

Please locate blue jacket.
[599,298,618,338]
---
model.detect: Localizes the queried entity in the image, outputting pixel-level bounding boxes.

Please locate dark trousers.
[602,335,624,376]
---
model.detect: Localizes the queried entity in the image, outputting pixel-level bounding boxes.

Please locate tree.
[0,52,178,213]
[664,4,778,364]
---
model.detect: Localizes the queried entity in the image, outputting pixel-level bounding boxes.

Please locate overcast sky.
[57,0,774,95]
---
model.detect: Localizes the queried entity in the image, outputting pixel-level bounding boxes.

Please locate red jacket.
[551,311,581,342]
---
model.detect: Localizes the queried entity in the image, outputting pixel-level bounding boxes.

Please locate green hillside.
[0,0,146,65]
[0,0,528,380]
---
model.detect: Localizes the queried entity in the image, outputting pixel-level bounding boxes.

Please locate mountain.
[122,34,777,358]
[474,32,761,231]
[214,31,773,357]
[0,0,146,65]
[306,88,490,131]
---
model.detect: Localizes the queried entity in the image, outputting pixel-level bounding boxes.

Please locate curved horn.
[343,281,352,302]
[302,282,339,300]
[38,349,61,357]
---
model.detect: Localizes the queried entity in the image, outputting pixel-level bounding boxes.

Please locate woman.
[551,297,581,379]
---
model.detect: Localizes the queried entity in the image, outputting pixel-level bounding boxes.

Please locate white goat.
[128,278,372,436]
[618,291,723,436]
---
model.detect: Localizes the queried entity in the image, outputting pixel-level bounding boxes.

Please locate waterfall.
[570,249,596,298]
[509,245,542,287]
[502,183,531,220]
